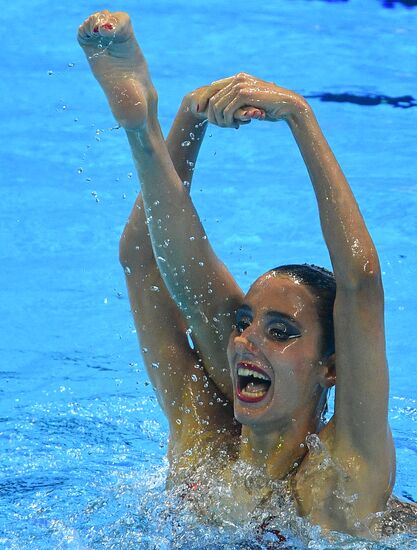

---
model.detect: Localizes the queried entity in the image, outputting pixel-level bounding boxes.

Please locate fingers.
[190,73,268,128]
[236,107,266,121]
[195,76,235,116]
[208,73,266,128]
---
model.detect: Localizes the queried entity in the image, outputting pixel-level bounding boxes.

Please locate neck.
[238,410,323,480]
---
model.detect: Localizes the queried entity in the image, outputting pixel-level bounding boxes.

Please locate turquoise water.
[1,0,417,547]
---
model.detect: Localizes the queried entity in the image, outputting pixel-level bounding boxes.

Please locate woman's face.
[227,273,327,431]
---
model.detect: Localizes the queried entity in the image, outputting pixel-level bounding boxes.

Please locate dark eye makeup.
[267,321,301,341]
[234,306,301,341]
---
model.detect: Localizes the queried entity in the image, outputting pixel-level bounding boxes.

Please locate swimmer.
[78,11,416,540]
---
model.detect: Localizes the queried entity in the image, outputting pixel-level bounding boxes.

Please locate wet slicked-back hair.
[269,264,336,357]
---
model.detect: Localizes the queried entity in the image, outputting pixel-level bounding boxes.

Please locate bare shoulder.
[292,418,395,534]
[167,370,240,481]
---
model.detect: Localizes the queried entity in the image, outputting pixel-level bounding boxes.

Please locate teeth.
[237,367,270,381]
[240,387,267,398]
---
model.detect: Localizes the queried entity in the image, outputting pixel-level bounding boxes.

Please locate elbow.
[335,254,383,293]
[119,226,131,268]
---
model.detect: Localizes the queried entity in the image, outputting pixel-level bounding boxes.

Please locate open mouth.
[236,362,272,403]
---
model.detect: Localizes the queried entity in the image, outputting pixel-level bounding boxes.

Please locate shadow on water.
[305,93,417,109]
[319,0,417,7]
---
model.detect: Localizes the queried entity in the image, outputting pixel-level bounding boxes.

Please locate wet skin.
[78,10,399,537]
[227,274,330,432]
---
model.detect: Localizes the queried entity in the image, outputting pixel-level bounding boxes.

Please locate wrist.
[284,94,313,127]
[182,93,208,121]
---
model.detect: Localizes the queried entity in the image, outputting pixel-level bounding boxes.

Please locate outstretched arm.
[119,96,209,401]
[123,81,261,400]
[200,73,394,500]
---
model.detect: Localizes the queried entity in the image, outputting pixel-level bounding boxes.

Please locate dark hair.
[269,264,336,357]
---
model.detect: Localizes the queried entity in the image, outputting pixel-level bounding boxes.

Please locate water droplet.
[127,172,133,179]
[183,180,190,188]
[189,236,195,241]
[77,167,83,174]
[142,347,148,354]
[153,200,160,206]
[68,62,75,68]
[48,70,53,76]
[176,418,182,425]
[124,266,131,275]
[186,160,194,167]
[150,285,159,292]
[191,374,198,382]
[189,132,195,140]
[181,140,191,147]
[198,261,204,266]
[151,362,160,369]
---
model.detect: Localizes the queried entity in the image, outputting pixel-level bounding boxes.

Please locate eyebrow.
[237,305,298,325]
[265,311,298,324]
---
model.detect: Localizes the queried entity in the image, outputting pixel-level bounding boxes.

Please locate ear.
[318,353,336,389]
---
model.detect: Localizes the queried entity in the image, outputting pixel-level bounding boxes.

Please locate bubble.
[124,266,131,275]
[181,141,191,147]
[77,168,83,174]
[150,286,160,292]
[191,374,198,382]
[151,362,160,369]
[189,236,195,241]
[48,70,53,76]
[142,347,148,354]
[176,418,182,425]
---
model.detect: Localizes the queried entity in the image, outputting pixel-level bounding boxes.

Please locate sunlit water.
[1,0,417,548]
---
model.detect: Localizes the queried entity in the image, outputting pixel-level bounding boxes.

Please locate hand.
[185,77,265,129]
[185,73,307,128]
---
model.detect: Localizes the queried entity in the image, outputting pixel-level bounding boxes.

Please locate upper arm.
[123,259,198,419]
[184,258,244,401]
[332,273,395,479]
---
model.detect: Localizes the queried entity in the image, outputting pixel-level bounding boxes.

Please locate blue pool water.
[1,0,417,547]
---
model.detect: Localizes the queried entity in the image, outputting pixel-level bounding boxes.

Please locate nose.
[233,333,259,355]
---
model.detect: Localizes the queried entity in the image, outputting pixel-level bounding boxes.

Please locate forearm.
[166,97,208,186]
[286,101,381,287]
[125,119,219,314]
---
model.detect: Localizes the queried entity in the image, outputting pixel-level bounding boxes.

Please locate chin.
[233,397,274,428]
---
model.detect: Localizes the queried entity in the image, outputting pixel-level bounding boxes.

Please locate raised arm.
[201,72,394,500]
[285,98,395,499]
[123,79,264,400]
